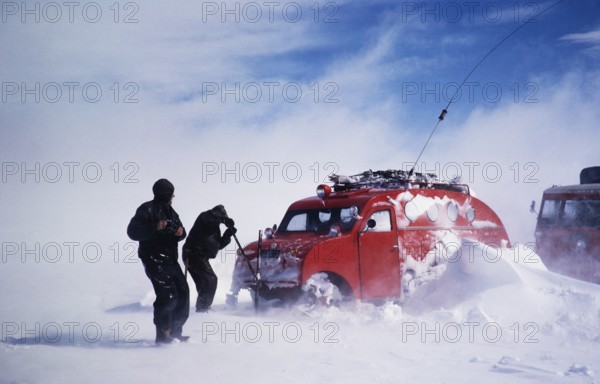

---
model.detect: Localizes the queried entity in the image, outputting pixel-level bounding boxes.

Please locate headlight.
[264,227,274,239]
[316,184,332,198]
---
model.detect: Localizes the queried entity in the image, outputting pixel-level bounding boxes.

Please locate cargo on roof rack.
[329,169,469,194]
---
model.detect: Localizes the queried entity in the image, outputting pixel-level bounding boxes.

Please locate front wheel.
[300,272,353,308]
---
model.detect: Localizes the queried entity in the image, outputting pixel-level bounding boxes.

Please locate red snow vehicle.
[228,170,510,305]
[534,167,600,284]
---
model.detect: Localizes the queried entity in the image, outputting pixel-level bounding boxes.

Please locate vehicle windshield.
[278,206,361,233]
[539,199,600,228]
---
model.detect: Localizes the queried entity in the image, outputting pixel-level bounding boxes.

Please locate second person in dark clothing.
[183,205,236,312]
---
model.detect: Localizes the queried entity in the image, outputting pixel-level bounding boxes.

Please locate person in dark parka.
[127,178,190,344]
[183,205,236,312]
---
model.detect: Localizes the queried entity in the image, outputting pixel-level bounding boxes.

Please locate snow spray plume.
[408,0,565,177]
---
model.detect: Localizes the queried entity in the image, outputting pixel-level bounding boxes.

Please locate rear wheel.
[402,269,417,295]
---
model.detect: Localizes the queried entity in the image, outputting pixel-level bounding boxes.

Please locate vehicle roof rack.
[329,169,469,194]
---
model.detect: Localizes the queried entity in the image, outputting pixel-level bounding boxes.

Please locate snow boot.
[171,325,190,342]
[155,327,175,344]
[173,334,190,342]
[171,330,190,342]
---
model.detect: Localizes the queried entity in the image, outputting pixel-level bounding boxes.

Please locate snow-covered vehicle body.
[534,166,600,284]
[230,170,510,303]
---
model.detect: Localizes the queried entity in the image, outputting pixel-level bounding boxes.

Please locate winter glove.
[223,227,237,238]
[224,217,235,229]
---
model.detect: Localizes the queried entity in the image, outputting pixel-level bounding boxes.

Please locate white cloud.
[561,28,600,46]
[560,27,600,57]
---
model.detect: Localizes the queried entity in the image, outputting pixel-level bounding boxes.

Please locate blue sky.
[1,0,599,245]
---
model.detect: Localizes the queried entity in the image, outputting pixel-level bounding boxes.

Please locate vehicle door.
[358,208,401,299]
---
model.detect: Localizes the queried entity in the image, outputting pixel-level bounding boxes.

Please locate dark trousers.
[143,262,190,334]
[188,257,218,311]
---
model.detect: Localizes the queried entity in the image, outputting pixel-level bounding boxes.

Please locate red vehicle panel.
[229,170,510,304]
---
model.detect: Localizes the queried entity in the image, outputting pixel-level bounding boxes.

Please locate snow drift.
[404,241,600,343]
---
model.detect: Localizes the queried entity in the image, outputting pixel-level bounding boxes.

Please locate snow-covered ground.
[2,240,599,384]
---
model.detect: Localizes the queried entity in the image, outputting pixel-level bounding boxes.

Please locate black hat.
[211,204,228,217]
[153,179,174,202]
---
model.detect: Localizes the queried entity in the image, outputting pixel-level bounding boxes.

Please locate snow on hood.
[393,191,460,226]
[394,191,448,226]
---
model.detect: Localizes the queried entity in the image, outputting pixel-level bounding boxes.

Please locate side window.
[561,200,578,225]
[287,213,307,231]
[364,210,392,232]
[539,199,559,226]
[560,200,600,227]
